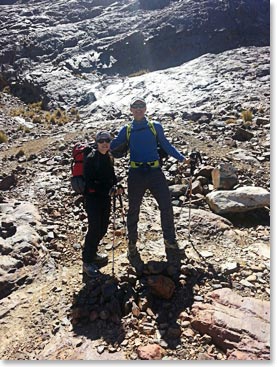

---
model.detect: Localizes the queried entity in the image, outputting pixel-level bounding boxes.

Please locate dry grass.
[0,130,8,143]
[10,103,77,128]
[129,69,150,77]
[241,110,253,122]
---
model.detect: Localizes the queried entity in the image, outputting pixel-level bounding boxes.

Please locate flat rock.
[191,288,270,360]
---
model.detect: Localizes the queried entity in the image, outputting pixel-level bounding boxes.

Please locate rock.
[137,343,165,360]
[256,117,269,126]
[0,255,22,272]
[168,184,188,198]
[0,266,35,299]
[221,262,239,274]
[228,149,259,164]
[206,186,270,214]
[0,174,17,191]
[191,288,270,360]
[191,180,203,195]
[232,126,254,141]
[178,208,232,234]
[0,200,45,299]
[0,0,269,109]
[147,275,175,300]
[211,163,238,190]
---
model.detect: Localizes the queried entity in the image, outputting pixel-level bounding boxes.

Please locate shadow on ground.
[70,253,231,352]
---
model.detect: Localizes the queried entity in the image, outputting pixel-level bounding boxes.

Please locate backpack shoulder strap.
[84,145,95,156]
[126,123,131,142]
[126,121,157,143]
[147,120,157,138]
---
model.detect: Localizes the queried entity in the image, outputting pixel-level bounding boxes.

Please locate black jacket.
[84,150,116,196]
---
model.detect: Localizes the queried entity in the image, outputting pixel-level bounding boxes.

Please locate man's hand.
[178,157,190,171]
[109,184,124,197]
[116,184,124,196]
[182,157,190,165]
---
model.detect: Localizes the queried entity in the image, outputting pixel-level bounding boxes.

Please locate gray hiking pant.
[127,167,176,244]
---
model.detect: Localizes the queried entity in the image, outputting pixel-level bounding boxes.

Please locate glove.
[189,151,202,164]
[109,185,117,197]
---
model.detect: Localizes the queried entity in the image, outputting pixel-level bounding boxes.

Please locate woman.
[82,130,117,278]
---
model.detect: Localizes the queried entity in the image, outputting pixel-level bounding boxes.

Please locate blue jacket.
[110,117,185,162]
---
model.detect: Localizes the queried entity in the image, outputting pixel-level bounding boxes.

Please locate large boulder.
[206,186,270,214]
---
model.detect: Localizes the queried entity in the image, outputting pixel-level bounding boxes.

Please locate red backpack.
[71,143,94,194]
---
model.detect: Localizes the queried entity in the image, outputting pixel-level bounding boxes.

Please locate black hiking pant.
[82,194,111,263]
[127,167,176,244]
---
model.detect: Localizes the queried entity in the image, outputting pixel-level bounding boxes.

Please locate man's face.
[130,101,146,121]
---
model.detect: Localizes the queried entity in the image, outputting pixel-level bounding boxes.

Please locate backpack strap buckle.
[130,160,159,169]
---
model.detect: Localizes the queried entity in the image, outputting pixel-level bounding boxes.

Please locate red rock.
[147,275,175,299]
[191,288,270,360]
[137,344,165,360]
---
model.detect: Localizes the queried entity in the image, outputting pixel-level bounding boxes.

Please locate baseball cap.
[130,96,146,106]
[95,131,112,142]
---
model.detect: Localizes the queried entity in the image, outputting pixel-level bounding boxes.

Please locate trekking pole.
[112,194,117,277]
[109,185,125,276]
[184,151,214,264]
[188,151,202,242]
[109,184,117,276]
[118,193,127,243]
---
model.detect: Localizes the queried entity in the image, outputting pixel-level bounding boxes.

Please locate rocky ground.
[0,0,271,361]
[0,73,270,360]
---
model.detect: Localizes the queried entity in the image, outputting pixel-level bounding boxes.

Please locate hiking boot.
[83,262,99,278]
[93,252,108,265]
[127,242,144,273]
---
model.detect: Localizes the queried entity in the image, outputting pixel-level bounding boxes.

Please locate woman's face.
[97,138,111,154]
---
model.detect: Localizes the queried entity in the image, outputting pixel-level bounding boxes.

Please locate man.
[110,97,189,270]
[82,131,117,278]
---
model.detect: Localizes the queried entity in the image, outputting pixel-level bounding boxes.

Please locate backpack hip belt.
[130,160,160,169]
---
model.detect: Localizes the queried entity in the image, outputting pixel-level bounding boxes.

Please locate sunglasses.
[131,103,146,109]
[97,139,111,143]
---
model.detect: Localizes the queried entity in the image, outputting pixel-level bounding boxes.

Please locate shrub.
[225,118,237,124]
[32,115,42,124]
[50,115,57,124]
[11,108,24,116]
[17,124,25,131]
[29,101,43,111]
[69,107,78,115]
[241,110,253,122]
[54,108,63,118]
[45,111,51,122]
[0,130,8,143]
[17,124,30,133]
